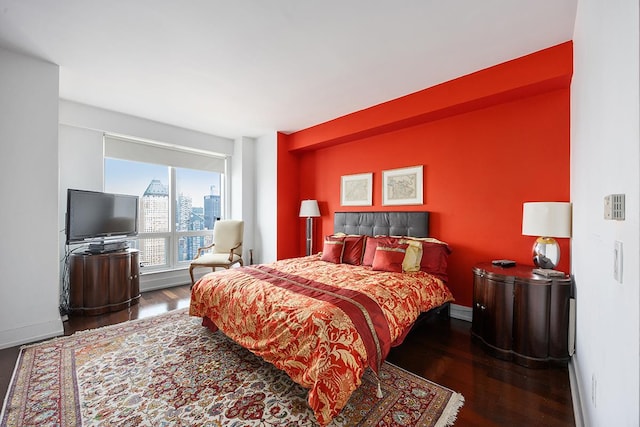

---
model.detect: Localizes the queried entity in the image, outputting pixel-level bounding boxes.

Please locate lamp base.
[305,217,314,256]
[532,236,560,269]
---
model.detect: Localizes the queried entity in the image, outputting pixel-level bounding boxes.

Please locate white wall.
[231,137,256,264]
[571,0,639,425]
[60,100,233,156]
[0,48,63,349]
[58,124,104,226]
[254,133,278,264]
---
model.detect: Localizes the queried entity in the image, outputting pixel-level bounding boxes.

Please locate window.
[103,135,226,272]
[175,167,222,263]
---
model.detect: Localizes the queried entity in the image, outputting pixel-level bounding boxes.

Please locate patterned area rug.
[1,309,464,426]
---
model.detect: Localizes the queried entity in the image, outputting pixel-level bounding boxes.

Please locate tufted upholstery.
[333,212,429,238]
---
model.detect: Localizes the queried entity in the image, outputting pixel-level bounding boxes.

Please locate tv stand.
[69,249,140,316]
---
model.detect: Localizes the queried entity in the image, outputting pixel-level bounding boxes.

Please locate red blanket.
[244,264,391,373]
[190,256,453,425]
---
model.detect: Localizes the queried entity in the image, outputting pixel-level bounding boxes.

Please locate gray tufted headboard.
[334,211,429,238]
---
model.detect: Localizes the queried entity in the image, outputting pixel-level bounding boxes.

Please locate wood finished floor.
[0,284,575,426]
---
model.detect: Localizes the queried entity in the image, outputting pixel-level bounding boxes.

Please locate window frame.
[103,134,229,274]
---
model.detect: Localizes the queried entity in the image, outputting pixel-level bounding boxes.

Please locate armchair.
[189,219,244,285]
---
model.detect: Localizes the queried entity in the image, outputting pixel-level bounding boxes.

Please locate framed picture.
[341,173,373,206]
[382,165,423,205]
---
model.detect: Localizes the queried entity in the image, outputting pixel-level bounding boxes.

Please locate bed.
[189,211,454,425]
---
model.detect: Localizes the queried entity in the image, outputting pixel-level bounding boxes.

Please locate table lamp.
[299,200,320,256]
[522,202,572,269]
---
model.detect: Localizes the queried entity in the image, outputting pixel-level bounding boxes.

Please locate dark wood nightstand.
[471,262,573,368]
[69,249,140,316]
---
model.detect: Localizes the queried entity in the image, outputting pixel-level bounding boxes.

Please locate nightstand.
[471,262,573,368]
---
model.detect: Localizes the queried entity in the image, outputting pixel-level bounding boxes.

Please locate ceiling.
[0,1,577,139]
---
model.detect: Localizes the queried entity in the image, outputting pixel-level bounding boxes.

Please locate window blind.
[104,134,227,173]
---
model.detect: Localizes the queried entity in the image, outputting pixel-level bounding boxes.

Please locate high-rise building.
[176,193,192,231]
[140,179,169,266]
[204,184,221,229]
[183,211,206,261]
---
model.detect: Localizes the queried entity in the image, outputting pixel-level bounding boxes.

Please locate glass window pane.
[178,235,214,262]
[105,158,170,233]
[104,157,225,273]
[175,168,221,232]
[137,237,169,267]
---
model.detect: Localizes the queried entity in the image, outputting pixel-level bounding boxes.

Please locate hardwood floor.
[387,313,575,426]
[0,285,575,426]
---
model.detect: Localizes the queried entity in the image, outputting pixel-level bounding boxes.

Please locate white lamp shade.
[299,199,320,218]
[522,202,572,238]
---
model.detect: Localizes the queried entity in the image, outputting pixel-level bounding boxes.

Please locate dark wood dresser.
[69,249,140,316]
[471,262,573,368]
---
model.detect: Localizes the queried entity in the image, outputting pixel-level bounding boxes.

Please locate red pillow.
[320,237,345,264]
[372,243,409,273]
[362,236,399,266]
[342,235,365,265]
[412,240,451,281]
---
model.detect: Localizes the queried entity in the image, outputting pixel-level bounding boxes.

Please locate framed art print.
[382,165,423,205]
[341,173,373,206]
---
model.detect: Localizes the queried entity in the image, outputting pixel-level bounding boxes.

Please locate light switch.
[614,240,623,283]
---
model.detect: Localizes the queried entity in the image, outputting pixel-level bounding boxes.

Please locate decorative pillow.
[403,237,451,281]
[320,237,345,264]
[402,239,423,272]
[372,243,409,273]
[403,236,449,245]
[341,235,366,265]
[362,236,400,266]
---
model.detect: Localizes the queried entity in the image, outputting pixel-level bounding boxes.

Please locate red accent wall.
[277,42,572,308]
[276,132,302,260]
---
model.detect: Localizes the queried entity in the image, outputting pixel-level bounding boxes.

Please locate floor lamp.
[299,200,320,256]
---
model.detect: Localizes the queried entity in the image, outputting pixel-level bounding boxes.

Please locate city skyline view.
[104,157,222,266]
[105,158,220,208]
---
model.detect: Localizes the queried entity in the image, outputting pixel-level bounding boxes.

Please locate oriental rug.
[1,308,464,426]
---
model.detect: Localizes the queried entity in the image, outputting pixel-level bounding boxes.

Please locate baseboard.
[568,359,586,427]
[140,269,191,292]
[0,318,64,350]
[140,266,238,292]
[450,303,472,322]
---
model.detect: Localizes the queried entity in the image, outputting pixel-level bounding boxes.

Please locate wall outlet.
[614,240,623,283]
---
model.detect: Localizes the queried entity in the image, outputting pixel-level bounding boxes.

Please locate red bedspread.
[189,255,454,425]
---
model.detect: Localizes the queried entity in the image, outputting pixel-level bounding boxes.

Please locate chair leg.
[189,265,196,287]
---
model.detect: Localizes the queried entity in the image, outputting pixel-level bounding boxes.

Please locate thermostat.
[604,194,625,220]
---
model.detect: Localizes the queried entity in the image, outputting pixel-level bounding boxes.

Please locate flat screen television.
[66,189,139,244]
